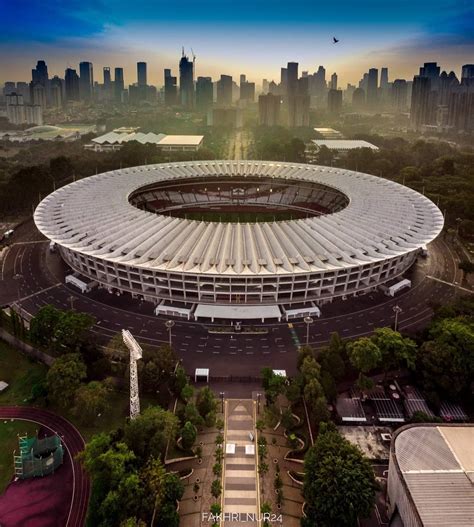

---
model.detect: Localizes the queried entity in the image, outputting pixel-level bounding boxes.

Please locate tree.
[211,479,221,500]
[124,406,179,462]
[304,377,324,403]
[50,310,96,354]
[47,353,87,408]
[300,356,321,382]
[459,260,474,280]
[196,387,217,418]
[30,305,62,346]
[181,384,193,402]
[347,337,381,373]
[311,396,330,425]
[371,327,417,372]
[303,423,377,527]
[74,381,109,423]
[181,421,196,450]
[183,402,204,427]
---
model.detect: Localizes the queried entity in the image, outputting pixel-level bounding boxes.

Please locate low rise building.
[309,139,379,156]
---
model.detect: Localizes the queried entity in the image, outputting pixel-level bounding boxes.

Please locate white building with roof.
[310,139,379,155]
[388,424,474,527]
[34,160,443,321]
[84,128,203,152]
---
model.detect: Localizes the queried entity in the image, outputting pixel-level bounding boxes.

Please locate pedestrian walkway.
[223,399,259,526]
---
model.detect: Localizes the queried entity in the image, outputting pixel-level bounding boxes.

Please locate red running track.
[0,406,90,527]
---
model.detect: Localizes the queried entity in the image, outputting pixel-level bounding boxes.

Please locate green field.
[0,420,38,494]
[0,341,47,405]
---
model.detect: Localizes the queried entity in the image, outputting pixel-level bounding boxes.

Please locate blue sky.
[0,0,472,85]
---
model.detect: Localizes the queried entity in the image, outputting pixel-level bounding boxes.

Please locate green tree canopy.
[303,423,377,527]
[181,421,196,450]
[74,380,110,423]
[196,387,217,418]
[347,337,382,373]
[371,327,418,371]
[46,353,87,408]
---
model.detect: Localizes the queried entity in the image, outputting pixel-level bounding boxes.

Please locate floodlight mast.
[122,329,143,420]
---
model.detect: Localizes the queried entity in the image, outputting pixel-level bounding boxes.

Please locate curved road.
[0,219,468,376]
[0,406,90,527]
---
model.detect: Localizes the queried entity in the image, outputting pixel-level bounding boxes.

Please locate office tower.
[419,62,440,78]
[328,89,343,114]
[391,79,408,112]
[287,62,298,96]
[6,93,25,124]
[31,60,48,86]
[50,76,63,107]
[240,74,246,85]
[461,64,474,82]
[439,71,459,105]
[352,87,365,108]
[366,68,378,107]
[102,67,112,100]
[240,80,255,102]
[79,61,94,100]
[258,93,281,126]
[410,75,433,129]
[196,76,213,112]
[345,83,356,102]
[448,83,474,132]
[207,107,242,128]
[262,79,269,94]
[268,81,278,94]
[137,62,147,86]
[179,50,194,108]
[280,68,288,94]
[32,83,46,108]
[380,68,389,88]
[16,82,31,103]
[216,75,233,105]
[164,69,178,106]
[65,68,80,101]
[114,68,124,101]
[329,73,338,90]
[25,105,43,125]
[3,82,16,95]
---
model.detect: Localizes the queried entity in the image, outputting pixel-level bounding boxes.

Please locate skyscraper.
[79,61,94,101]
[410,75,433,130]
[114,68,124,101]
[391,79,408,112]
[259,93,281,126]
[287,62,298,96]
[196,76,213,112]
[31,60,48,86]
[327,89,343,114]
[65,68,80,101]
[330,73,338,90]
[380,68,389,88]
[352,87,365,108]
[137,62,147,86]
[179,50,194,109]
[240,79,255,102]
[217,75,233,105]
[30,60,49,106]
[461,64,474,82]
[50,76,63,107]
[366,68,378,107]
[164,69,178,106]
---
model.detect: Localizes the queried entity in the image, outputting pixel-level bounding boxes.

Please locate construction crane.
[122,329,142,420]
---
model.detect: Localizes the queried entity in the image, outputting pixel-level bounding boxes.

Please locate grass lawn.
[0,420,38,494]
[0,341,47,405]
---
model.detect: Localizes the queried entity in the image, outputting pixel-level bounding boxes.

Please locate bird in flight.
[333,37,339,43]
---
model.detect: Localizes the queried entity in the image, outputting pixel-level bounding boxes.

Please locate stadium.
[34,161,444,321]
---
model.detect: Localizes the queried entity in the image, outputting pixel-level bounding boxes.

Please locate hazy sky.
[0,0,473,86]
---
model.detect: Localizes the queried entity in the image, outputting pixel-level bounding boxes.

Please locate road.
[0,219,466,377]
[0,406,90,527]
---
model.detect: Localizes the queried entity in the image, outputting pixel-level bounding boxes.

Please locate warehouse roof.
[392,425,474,526]
[311,139,379,150]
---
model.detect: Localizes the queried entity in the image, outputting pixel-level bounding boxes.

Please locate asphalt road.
[0,406,90,527]
[0,219,464,377]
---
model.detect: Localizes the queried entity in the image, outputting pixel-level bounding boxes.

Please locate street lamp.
[68,295,76,311]
[165,320,175,348]
[220,392,225,414]
[393,305,402,332]
[303,316,314,346]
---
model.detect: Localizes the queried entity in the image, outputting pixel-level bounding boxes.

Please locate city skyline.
[1,0,473,86]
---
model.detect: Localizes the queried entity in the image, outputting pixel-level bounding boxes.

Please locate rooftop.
[393,425,474,526]
[158,135,204,146]
[311,139,379,150]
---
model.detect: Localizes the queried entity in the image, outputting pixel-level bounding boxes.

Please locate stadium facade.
[34,161,444,320]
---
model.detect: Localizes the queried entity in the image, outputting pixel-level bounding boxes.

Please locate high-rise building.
[262,79,269,94]
[330,73,338,90]
[164,69,178,106]
[448,83,474,132]
[31,60,48,86]
[258,93,281,126]
[287,62,298,96]
[280,67,288,94]
[410,75,433,130]
[65,68,80,102]
[352,87,365,108]
[114,68,124,101]
[16,82,31,103]
[179,50,194,109]
[366,68,378,107]
[79,61,94,101]
[32,83,46,108]
[50,76,63,107]
[287,76,309,127]
[4,81,16,95]
[102,67,112,100]
[6,93,25,124]
[196,76,213,112]
[461,64,474,82]
[328,89,343,114]
[25,105,43,125]
[240,80,255,102]
[380,68,389,88]
[137,62,147,86]
[217,75,233,105]
[391,79,408,112]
